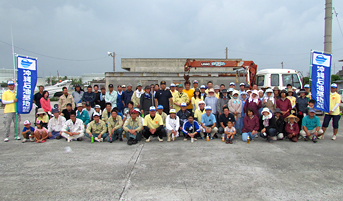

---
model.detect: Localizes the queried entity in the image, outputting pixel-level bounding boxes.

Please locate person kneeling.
[34,120,48,143]
[62,110,85,142]
[259,108,278,143]
[300,108,323,143]
[182,115,201,143]
[124,109,143,145]
[284,114,300,142]
[143,106,164,142]
[242,108,259,142]
[86,112,107,142]
[107,109,123,143]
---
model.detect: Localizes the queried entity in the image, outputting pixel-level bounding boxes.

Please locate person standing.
[276,90,292,119]
[96,87,106,110]
[296,89,309,129]
[217,89,230,116]
[173,84,189,113]
[200,85,207,99]
[131,82,144,108]
[33,85,44,109]
[2,80,21,142]
[82,85,96,108]
[322,83,341,140]
[122,84,134,110]
[191,80,199,91]
[105,84,118,109]
[155,80,173,114]
[304,84,311,99]
[140,85,154,116]
[58,87,75,112]
[117,85,124,113]
[170,83,178,98]
[72,84,84,106]
[183,81,195,113]
[204,89,218,116]
[238,83,245,94]
[93,85,100,99]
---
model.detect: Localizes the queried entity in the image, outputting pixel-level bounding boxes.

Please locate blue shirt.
[182,120,201,134]
[201,113,216,126]
[302,115,321,130]
[121,90,134,108]
[22,126,35,133]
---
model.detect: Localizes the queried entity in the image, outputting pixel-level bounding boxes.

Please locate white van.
[256,69,303,90]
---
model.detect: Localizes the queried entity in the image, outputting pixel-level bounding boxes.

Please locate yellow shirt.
[191,97,203,112]
[173,92,189,112]
[183,89,195,110]
[287,96,296,108]
[37,115,49,123]
[194,109,206,122]
[143,114,163,129]
[170,90,178,98]
[327,92,341,115]
[2,90,16,113]
[215,92,220,99]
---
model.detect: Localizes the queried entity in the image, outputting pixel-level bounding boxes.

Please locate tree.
[302,77,309,85]
[71,78,83,86]
[332,75,341,83]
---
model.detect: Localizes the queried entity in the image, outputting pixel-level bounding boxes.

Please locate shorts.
[322,114,340,129]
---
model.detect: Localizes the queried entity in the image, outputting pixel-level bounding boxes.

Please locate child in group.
[22,120,35,143]
[36,108,49,128]
[284,114,300,142]
[224,121,236,144]
[34,120,48,143]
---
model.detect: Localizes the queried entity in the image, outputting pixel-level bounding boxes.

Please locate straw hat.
[284,114,299,122]
[36,108,46,116]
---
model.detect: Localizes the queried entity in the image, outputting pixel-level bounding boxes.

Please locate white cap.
[93,112,100,117]
[230,82,235,86]
[95,105,101,109]
[170,83,176,87]
[23,120,31,125]
[232,90,239,95]
[205,106,212,110]
[265,88,273,93]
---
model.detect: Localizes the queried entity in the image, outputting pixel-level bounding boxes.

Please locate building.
[105,58,250,89]
[0,69,14,84]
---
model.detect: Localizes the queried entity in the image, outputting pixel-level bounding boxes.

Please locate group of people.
[2,79,341,145]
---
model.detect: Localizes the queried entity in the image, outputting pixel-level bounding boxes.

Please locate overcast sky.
[1,0,343,78]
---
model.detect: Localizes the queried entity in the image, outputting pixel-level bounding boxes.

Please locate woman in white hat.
[259,108,277,142]
[228,90,242,134]
[262,88,276,113]
[243,90,262,118]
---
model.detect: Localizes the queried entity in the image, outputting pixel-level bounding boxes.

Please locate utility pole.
[225,47,228,59]
[281,62,284,69]
[324,0,333,54]
[112,52,115,72]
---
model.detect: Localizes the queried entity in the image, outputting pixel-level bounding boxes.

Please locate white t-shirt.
[225,126,236,133]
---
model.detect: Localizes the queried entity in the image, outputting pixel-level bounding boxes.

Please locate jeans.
[125,131,142,141]
[260,128,277,138]
[235,117,242,134]
[108,128,123,141]
[85,133,108,139]
[49,131,61,139]
[242,132,258,142]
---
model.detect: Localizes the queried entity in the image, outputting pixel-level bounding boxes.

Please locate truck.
[256,69,303,90]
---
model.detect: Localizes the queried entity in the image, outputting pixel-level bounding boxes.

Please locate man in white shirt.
[48,108,66,139]
[61,110,85,142]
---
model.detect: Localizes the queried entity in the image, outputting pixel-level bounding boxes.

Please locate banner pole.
[11,27,19,140]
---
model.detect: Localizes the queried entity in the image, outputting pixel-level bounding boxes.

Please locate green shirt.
[86,120,107,135]
[302,115,320,130]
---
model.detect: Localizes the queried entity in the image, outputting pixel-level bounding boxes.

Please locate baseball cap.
[193,80,198,84]
[229,82,235,86]
[228,88,234,92]
[23,120,31,125]
[304,84,310,88]
[160,81,166,85]
[93,112,100,117]
[331,83,338,88]
[198,100,205,105]
[157,105,163,110]
[77,103,83,107]
[137,82,142,87]
[178,84,183,88]
[108,84,114,88]
[7,80,14,85]
[205,106,212,110]
[200,85,206,89]
[240,83,245,86]
[169,109,176,113]
[222,89,228,93]
[121,85,126,88]
[145,85,150,89]
[130,109,138,114]
[308,108,316,113]
[170,83,176,87]
[52,108,59,114]
[181,102,187,107]
[149,106,156,111]
[95,105,101,109]
[214,85,220,90]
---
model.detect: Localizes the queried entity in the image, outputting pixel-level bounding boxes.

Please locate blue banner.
[310,51,331,113]
[16,55,37,114]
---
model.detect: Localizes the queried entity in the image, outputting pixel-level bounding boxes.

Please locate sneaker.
[67,138,71,142]
[230,139,233,144]
[127,139,133,145]
[158,137,163,142]
[100,138,103,142]
[318,135,324,140]
[4,138,9,142]
[22,139,26,143]
[14,136,21,140]
[225,141,229,144]
[145,136,151,142]
[210,137,214,140]
[132,139,138,145]
[298,135,304,140]
[332,135,337,141]
[30,138,34,142]
[312,136,317,143]
[109,137,113,143]
[94,137,100,142]
[77,137,82,141]
[183,138,187,141]
[41,140,46,143]
[201,137,204,140]
[193,138,197,141]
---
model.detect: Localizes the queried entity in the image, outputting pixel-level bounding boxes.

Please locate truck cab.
[256,69,302,90]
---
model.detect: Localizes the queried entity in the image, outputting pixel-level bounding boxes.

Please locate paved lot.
[0,108,343,201]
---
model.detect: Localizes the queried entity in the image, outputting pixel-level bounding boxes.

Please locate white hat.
[198,100,205,105]
[95,105,101,109]
[169,109,176,113]
[200,85,206,89]
[205,106,212,110]
[93,112,100,117]
[228,88,234,92]
[170,83,176,87]
[149,106,156,111]
[252,90,259,95]
[181,102,187,107]
[230,82,235,86]
[208,88,215,93]
[23,120,31,125]
[232,90,239,95]
[240,83,245,86]
[265,88,273,93]
[331,83,338,88]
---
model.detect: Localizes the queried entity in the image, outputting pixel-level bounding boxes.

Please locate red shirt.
[276,98,292,118]
[40,97,51,113]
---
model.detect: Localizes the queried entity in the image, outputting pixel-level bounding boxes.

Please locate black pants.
[143,129,164,139]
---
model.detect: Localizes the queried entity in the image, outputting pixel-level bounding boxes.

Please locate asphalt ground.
[0,105,343,200]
